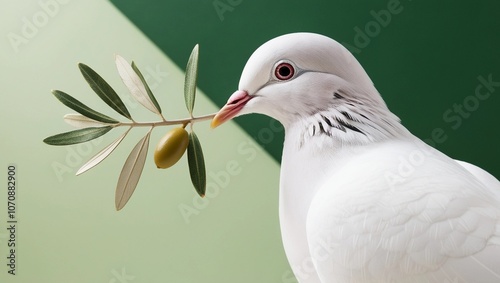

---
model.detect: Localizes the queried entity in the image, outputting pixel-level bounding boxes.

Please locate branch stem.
[114,113,216,128]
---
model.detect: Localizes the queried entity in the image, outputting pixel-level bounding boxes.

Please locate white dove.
[211,32,500,283]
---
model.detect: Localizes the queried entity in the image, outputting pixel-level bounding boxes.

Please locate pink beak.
[211,90,253,128]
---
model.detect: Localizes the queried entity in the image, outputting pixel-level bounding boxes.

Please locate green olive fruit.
[154,127,189,169]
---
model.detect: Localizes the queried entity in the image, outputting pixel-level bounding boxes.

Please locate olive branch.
[44,45,214,210]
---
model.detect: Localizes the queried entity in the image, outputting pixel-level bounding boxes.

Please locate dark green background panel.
[110,0,500,177]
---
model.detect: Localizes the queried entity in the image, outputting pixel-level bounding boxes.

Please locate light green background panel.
[0,1,285,282]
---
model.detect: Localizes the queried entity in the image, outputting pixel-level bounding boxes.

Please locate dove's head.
[211,32,388,128]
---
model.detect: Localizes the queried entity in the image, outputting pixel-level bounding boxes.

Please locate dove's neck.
[283,89,411,150]
[279,100,411,203]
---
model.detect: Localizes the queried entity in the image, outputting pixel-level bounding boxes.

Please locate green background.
[0,1,498,283]
[111,0,500,176]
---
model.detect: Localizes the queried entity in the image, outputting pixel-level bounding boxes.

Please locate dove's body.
[212,33,500,282]
[281,120,500,283]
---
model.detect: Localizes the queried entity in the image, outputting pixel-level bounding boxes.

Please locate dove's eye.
[274,62,295,81]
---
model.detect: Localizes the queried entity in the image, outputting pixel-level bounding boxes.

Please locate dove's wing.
[306,140,500,283]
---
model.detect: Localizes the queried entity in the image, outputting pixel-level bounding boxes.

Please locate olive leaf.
[115,130,151,211]
[53,90,119,124]
[131,61,162,114]
[76,127,131,176]
[115,55,162,115]
[184,44,199,116]
[43,126,113,146]
[79,63,132,120]
[64,114,114,128]
[187,131,206,197]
